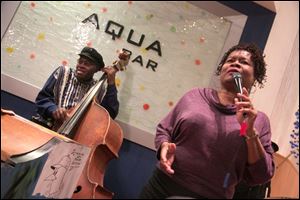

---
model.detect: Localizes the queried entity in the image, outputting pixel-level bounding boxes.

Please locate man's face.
[75,56,98,82]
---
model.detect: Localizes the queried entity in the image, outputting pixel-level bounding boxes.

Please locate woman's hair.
[215,43,267,88]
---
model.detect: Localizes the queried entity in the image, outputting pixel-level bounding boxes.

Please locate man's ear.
[94,65,101,73]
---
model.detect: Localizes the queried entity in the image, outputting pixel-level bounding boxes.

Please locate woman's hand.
[159,142,176,175]
[234,87,257,131]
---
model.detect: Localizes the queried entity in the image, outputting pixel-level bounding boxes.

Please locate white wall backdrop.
[1,1,231,148]
[252,1,299,169]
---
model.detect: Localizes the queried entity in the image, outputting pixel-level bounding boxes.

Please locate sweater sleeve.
[100,84,119,119]
[155,91,189,158]
[35,67,60,119]
[243,113,275,185]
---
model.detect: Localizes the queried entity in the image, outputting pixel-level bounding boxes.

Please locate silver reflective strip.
[7,137,62,166]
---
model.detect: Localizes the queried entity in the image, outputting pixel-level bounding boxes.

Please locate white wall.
[252,1,299,166]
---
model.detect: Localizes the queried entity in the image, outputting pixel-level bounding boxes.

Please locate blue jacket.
[35,66,119,125]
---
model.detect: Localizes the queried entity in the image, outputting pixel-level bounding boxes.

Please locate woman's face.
[219,50,255,91]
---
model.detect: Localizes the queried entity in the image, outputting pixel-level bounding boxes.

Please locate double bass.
[54,52,129,199]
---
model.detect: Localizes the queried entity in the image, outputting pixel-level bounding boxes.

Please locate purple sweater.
[155,88,274,199]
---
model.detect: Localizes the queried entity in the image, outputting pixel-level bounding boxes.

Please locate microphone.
[232,72,247,118]
[232,72,243,101]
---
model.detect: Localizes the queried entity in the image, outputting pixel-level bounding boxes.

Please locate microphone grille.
[232,72,241,79]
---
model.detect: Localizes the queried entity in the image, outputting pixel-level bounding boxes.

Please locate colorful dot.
[143,104,150,110]
[140,48,147,54]
[168,101,174,107]
[62,60,68,66]
[6,47,14,54]
[139,85,145,91]
[101,7,107,13]
[195,59,201,65]
[87,41,92,47]
[30,53,36,59]
[37,33,45,41]
[30,2,36,8]
[199,37,205,43]
[128,1,133,5]
[115,78,121,87]
[170,26,176,32]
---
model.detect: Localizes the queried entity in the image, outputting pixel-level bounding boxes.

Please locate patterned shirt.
[35,66,119,124]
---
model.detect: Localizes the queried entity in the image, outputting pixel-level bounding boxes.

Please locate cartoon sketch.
[44,155,71,198]
[33,142,90,199]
